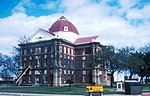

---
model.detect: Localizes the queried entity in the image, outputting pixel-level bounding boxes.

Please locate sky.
[0,0,150,55]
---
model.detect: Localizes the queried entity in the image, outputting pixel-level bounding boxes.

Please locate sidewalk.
[0,92,82,96]
[0,92,149,96]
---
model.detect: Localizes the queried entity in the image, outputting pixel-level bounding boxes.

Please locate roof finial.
[59,16,67,20]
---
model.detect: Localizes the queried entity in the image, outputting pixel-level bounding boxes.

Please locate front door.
[35,75,40,85]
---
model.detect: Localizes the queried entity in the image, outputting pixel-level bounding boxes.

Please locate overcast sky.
[0,0,150,55]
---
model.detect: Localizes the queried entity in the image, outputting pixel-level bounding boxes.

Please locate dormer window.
[39,37,42,39]
[64,26,68,31]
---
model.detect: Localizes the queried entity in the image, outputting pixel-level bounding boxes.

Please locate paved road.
[0,92,149,96]
[0,93,83,96]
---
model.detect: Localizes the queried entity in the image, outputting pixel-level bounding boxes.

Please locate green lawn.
[142,84,150,93]
[0,84,149,95]
[0,86,86,95]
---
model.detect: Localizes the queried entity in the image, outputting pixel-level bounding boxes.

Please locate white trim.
[52,31,79,43]
[29,28,55,43]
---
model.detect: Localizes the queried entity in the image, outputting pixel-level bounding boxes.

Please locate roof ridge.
[77,35,98,39]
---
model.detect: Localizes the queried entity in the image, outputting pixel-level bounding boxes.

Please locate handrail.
[15,66,30,84]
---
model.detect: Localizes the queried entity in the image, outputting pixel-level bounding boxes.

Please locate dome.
[48,16,79,35]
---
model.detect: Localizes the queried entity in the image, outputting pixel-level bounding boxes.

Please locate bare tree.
[62,68,76,91]
[0,54,17,78]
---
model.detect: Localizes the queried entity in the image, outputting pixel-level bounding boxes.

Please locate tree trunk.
[110,72,114,87]
[145,75,148,84]
[69,83,71,92]
[129,73,133,80]
[140,75,144,83]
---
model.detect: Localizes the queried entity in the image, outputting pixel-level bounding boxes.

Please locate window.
[83,76,86,82]
[51,59,54,65]
[71,57,74,60]
[82,56,86,60]
[23,63,26,68]
[64,80,66,83]
[72,71,74,74]
[44,70,47,74]
[83,70,86,75]
[51,54,54,58]
[37,59,40,67]
[59,46,62,53]
[96,48,98,52]
[39,37,42,39]
[51,46,54,52]
[59,69,62,74]
[44,55,47,58]
[29,76,31,83]
[39,47,41,53]
[35,56,38,59]
[64,55,66,59]
[68,61,70,65]
[35,48,38,54]
[64,47,66,54]
[29,56,32,60]
[44,46,48,53]
[64,26,68,31]
[24,49,27,55]
[29,62,32,67]
[64,70,66,74]
[68,70,70,74]
[68,56,70,59]
[68,48,70,54]
[71,49,74,55]
[30,48,33,54]
[44,76,47,83]
[82,61,85,67]
[24,57,26,60]
[60,54,62,58]
[50,70,53,74]
[82,49,85,55]
[71,62,74,68]
[44,59,47,67]
[93,48,95,54]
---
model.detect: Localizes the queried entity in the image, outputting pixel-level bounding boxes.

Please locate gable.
[29,28,54,43]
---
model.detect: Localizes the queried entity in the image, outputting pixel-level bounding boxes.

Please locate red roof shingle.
[48,16,79,35]
[74,36,98,44]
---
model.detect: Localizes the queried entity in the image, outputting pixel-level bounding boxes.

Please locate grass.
[142,84,150,93]
[0,85,86,95]
[0,84,149,95]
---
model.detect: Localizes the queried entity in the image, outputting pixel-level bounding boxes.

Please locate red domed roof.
[48,16,79,35]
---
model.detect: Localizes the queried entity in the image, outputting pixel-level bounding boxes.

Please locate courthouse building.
[17,16,110,86]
